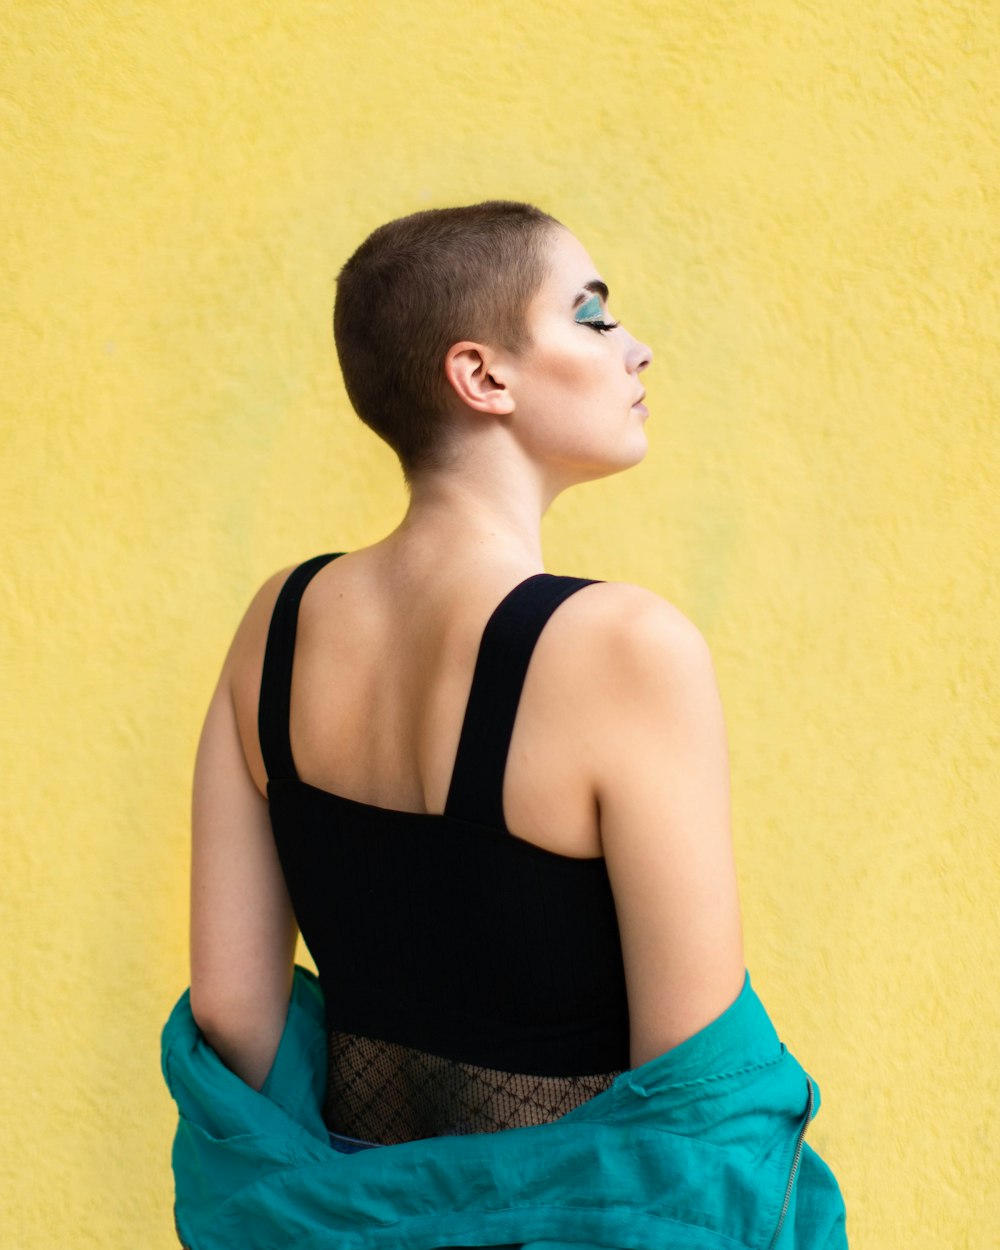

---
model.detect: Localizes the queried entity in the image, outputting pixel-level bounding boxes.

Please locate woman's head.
[334,200,562,483]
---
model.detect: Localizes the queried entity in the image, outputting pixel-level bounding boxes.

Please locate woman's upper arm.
[187,568,298,1073]
[591,588,746,1068]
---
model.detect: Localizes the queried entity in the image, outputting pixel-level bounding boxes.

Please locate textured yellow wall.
[3,2,996,1245]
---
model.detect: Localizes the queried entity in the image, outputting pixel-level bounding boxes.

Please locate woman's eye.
[574,292,619,332]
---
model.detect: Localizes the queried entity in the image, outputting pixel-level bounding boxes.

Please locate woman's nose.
[627,335,653,374]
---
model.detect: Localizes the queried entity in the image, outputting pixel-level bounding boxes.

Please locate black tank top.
[259,552,631,1144]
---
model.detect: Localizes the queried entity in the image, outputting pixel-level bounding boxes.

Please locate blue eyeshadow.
[574,294,603,322]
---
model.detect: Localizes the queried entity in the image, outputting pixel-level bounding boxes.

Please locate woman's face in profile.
[508,226,653,478]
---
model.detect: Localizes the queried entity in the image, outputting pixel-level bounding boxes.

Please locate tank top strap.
[258,552,347,783]
[444,572,604,833]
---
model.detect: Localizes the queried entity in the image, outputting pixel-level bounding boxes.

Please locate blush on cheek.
[553,336,607,378]
[532,348,591,390]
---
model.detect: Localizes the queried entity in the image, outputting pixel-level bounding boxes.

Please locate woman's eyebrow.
[572,280,610,309]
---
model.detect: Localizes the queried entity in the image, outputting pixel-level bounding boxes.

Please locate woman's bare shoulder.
[557,578,712,674]
[222,563,300,676]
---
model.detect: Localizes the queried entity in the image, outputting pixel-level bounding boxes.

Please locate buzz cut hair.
[333,200,562,484]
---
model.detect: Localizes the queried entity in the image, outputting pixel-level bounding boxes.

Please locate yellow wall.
[3,2,996,1245]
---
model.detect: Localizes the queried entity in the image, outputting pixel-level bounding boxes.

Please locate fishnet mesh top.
[260,553,631,1146]
[325,1030,623,1145]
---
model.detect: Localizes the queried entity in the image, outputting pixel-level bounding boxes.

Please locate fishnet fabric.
[324,1028,624,1145]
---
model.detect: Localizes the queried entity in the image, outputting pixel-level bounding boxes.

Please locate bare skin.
[189,227,745,1091]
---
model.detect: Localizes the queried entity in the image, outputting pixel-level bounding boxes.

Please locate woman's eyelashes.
[574,293,620,333]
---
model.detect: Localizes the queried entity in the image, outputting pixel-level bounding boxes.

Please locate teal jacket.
[160,966,847,1249]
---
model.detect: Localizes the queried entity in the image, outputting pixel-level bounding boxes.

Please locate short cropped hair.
[333,200,562,483]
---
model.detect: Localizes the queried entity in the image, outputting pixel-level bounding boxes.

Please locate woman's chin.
[620,427,650,468]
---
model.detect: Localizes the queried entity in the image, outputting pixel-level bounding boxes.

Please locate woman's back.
[199,536,742,1077]
[239,547,648,1143]
[234,545,626,859]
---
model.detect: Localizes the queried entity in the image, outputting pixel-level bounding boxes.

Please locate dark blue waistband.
[327,1128,383,1154]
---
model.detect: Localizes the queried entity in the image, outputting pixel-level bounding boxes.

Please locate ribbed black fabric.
[259,553,631,1143]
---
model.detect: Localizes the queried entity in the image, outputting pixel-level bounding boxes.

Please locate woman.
[166,201,847,1248]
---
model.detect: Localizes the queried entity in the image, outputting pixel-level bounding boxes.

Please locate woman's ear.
[443,342,515,415]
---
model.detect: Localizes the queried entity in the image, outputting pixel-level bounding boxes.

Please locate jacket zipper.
[766,1076,814,1250]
